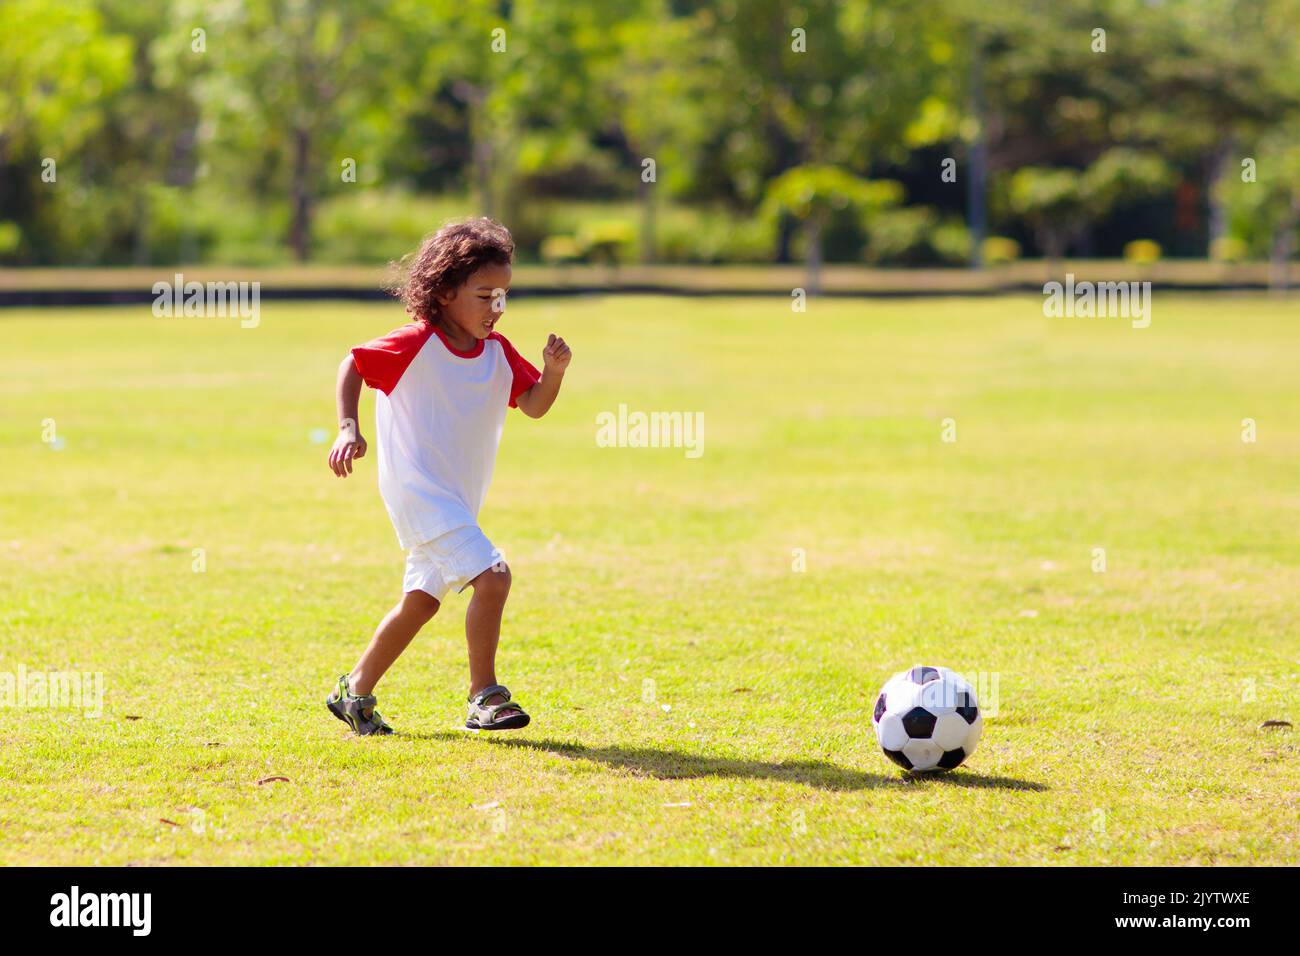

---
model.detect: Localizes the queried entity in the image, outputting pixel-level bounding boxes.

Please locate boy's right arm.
[328,354,367,477]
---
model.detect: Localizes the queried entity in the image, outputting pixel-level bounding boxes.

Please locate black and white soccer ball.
[872,666,983,772]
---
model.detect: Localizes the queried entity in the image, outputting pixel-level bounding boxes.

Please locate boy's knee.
[472,564,511,602]
[402,589,441,621]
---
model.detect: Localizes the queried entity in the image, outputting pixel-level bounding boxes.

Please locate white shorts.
[402,525,502,602]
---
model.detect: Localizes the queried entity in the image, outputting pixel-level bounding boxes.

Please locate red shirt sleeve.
[351,322,433,395]
[490,332,542,408]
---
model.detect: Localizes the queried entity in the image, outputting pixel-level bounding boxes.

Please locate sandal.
[466,684,530,731]
[326,674,394,736]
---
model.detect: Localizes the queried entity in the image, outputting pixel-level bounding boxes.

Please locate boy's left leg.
[349,588,441,695]
[326,589,441,735]
[464,563,525,722]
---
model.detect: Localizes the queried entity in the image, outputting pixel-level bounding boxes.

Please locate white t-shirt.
[351,322,540,549]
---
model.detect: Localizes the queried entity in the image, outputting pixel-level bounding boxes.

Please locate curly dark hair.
[389,217,515,324]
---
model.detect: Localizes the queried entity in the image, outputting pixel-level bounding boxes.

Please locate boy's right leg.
[348,589,440,695]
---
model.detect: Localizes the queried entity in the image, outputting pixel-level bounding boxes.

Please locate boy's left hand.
[542,333,571,374]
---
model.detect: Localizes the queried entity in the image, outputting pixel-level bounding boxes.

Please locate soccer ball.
[871,666,983,772]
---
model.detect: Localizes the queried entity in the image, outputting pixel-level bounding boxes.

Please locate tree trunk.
[775,213,795,264]
[471,96,494,217]
[805,212,824,296]
[133,188,150,266]
[474,130,494,218]
[290,126,313,262]
[967,36,988,269]
[451,81,494,217]
[1268,194,1298,294]
[1205,138,1233,255]
[638,173,656,264]
[1040,227,1066,279]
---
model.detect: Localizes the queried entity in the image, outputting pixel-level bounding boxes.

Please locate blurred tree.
[93,0,205,264]
[1216,123,1300,290]
[701,0,954,261]
[1113,0,1300,252]
[0,0,131,263]
[957,0,1300,257]
[403,0,516,220]
[1211,0,1300,287]
[488,0,634,225]
[1005,149,1170,269]
[762,165,903,292]
[404,0,642,231]
[159,0,424,261]
[604,2,717,262]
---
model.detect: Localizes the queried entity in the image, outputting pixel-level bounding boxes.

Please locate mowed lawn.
[1,292,1297,865]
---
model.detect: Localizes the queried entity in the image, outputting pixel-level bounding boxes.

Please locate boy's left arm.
[516,333,571,419]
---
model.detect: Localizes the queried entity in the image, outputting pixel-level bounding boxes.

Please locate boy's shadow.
[417,732,1047,792]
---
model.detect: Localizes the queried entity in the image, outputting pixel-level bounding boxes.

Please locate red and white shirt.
[351,322,540,549]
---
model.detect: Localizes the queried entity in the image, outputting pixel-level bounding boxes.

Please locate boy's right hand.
[329,419,367,477]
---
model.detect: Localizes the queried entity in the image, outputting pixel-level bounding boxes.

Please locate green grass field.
[2,292,1297,865]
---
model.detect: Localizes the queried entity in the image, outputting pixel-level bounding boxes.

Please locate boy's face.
[437,262,512,340]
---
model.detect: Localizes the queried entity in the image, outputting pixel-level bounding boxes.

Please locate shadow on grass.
[416,732,1047,793]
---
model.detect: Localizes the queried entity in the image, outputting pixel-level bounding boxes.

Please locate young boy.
[325,218,570,735]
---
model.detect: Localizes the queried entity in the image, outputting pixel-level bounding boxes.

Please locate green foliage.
[154,0,427,259]
[0,0,131,154]
[1005,150,1171,260]
[3,0,1300,264]
[980,236,1021,264]
[763,165,904,285]
[1007,168,1085,223]
[703,0,957,204]
[0,221,22,257]
[576,221,637,265]
[930,219,974,264]
[313,192,476,265]
[0,0,133,263]
[1215,122,1300,260]
[516,200,774,264]
[655,213,773,264]
[539,236,583,265]
[865,209,974,266]
[762,166,904,224]
[865,207,936,265]
[1210,236,1251,264]
[1080,149,1171,212]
